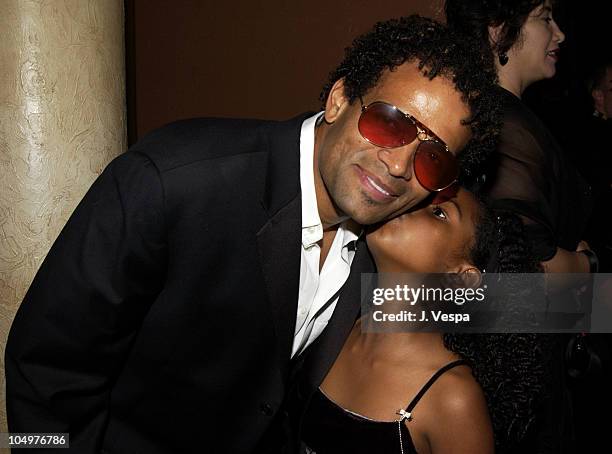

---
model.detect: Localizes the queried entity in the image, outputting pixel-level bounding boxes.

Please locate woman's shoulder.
[498,90,553,150]
[496,100,554,165]
[414,363,494,453]
[426,363,485,416]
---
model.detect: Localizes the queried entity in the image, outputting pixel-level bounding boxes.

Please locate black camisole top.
[301,359,469,454]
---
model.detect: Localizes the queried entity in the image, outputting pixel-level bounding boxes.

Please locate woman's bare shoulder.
[412,364,495,454]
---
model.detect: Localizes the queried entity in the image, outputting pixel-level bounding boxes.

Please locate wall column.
[0,0,126,434]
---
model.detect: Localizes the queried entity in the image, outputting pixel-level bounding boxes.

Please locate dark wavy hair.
[319,15,501,181]
[445,0,546,58]
[444,208,549,452]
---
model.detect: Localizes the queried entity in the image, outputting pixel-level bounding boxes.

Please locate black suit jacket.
[5,115,375,453]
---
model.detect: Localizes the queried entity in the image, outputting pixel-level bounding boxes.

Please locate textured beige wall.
[0,0,126,438]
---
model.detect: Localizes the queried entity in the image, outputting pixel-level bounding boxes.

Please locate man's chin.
[348,209,395,226]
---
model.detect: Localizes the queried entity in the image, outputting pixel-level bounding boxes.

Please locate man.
[5,16,498,453]
[579,59,612,272]
[591,60,612,120]
[564,59,612,452]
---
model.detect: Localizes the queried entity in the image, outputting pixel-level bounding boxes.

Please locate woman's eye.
[432,206,447,219]
[543,16,552,23]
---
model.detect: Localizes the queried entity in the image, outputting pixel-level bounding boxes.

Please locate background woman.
[444,0,592,274]
[444,2,598,451]
[301,188,547,453]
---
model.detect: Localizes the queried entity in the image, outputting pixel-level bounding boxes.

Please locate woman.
[301,188,547,454]
[444,0,593,273]
[444,2,595,452]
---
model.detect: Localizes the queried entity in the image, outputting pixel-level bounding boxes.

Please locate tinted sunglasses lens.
[414,141,458,191]
[431,183,459,204]
[358,102,418,148]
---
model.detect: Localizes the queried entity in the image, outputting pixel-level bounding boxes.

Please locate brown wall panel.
[129,0,443,141]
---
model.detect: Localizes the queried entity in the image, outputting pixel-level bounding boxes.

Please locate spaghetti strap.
[404,359,470,414]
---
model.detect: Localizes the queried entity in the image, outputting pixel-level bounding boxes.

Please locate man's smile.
[355,165,402,203]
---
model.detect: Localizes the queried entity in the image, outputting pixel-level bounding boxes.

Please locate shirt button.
[260,402,274,416]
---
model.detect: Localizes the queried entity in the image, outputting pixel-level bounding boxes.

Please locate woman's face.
[507,1,565,84]
[366,187,481,274]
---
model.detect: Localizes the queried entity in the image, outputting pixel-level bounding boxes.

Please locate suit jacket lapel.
[256,195,301,368]
[256,113,312,368]
[299,238,375,390]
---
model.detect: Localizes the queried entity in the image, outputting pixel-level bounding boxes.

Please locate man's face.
[593,67,612,118]
[314,61,472,226]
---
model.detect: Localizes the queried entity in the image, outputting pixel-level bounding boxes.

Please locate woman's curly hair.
[319,15,501,181]
[444,208,550,453]
[445,0,547,58]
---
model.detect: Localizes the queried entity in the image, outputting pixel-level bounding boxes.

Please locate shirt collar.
[300,112,325,248]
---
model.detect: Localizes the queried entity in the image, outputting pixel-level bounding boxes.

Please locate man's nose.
[377,143,416,179]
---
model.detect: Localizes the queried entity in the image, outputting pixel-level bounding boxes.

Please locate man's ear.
[324,78,349,124]
[592,88,604,114]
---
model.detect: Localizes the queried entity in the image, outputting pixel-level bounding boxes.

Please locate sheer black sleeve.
[485,116,557,261]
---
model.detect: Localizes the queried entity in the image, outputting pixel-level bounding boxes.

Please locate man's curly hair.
[445,209,550,453]
[319,15,501,180]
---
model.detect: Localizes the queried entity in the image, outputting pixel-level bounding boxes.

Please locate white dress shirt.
[291,112,360,358]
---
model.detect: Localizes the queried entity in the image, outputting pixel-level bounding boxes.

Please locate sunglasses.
[357,98,459,192]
